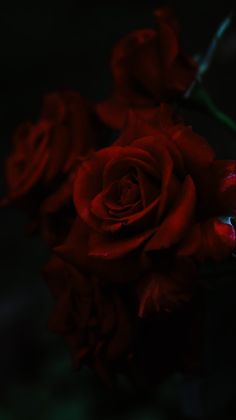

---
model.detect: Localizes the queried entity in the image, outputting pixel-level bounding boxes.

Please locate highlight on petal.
[198,160,236,217]
[177,217,236,262]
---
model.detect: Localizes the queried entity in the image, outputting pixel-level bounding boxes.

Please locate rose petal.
[137,167,161,207]
[111,29,157,95]
[177,218,236,262]
[73,148,118,228]
[43,125,71,183]
[197,160,236,217]
[55,216,143,282]
[73,145,160,230]
[154,7,180,36]
[156,18,179,70]
[41,92,66,123]
[5,122,50,199]
[115,109,162,146]
[138,257,196,316]
[41,172,74,214]
[89,227,155,260]
[132,136,174,219]
[167,53,197,92]
[145,175,196,251]
[95,95,128,130]
[171,126,215,174]
[118,106,187,178]
[103,144,160,187]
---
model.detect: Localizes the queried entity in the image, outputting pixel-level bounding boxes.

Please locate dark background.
[0,1,236,419]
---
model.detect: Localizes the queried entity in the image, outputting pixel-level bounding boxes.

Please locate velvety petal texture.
[95,7,197,129]
[177,218,236,262]
[2,90,98,245]
[43,256,133,385]
[71,105,235,275]
[2,6,235,388]
[197,160,236,217]
[138,258,197,316]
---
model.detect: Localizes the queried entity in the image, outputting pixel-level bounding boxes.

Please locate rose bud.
[96,7,197,129]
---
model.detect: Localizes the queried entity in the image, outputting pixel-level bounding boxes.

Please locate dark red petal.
[137,167,161,207]
[145,175,196,251]
[167,53,197,92]
[43,125,71,183]
[171,126,215,174]
[102,144,160,187]
[5,122,50,199]
[111,29,156,82]
[55,217,90,268]
[118,105,187,177]
[73,148,122,227]
[114,109,163,146]
[103,180,141,213]
[177,218,236,262]
[132,136,174,219]
[90,190,110,221]
[41,92,66,123]
[154,7,180,36]
[89,227,155,260]
[73,145,160,231]
[43,255,86,297]
[55,216,142,282]
[127,35,163,99]
[103,195,160,233]
[156,18,179,70]
[41,172,74,214]
[198,160,236,216]
[95,95,128,130]
[138,257,196,316]
[63,95,97,170]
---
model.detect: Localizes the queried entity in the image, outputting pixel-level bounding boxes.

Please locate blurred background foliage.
[0,1,236,419]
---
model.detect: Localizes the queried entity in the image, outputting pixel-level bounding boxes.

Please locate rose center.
[118,174,140,205]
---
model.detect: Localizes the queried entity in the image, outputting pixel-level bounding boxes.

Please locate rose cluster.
[2,8,236,386]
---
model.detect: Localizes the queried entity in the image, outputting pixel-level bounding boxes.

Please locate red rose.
[96,7,197,129]
[2,91,97,245]
[44,255,204,386]
[57,105,236,316]
[43,256,133,386]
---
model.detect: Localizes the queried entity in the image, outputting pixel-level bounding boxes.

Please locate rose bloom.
[59,105,236,304]
[96,7,197,129]
[44,105,235,383]
[2,91,98,245]
[44,254,204,387]
[43,255,134,386]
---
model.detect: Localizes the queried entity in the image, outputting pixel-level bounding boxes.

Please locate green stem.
[185,84,236,136]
